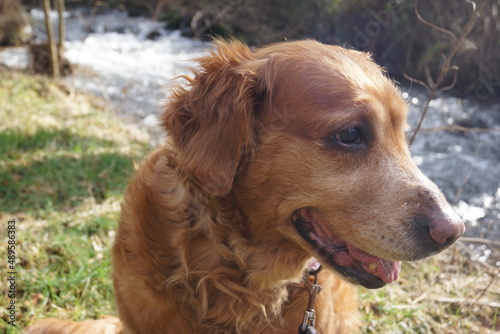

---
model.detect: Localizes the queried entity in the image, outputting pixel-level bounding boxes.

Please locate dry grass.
[360,246,499,333]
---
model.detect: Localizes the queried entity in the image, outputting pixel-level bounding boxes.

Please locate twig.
[414,0,457,41]
[424,64,436,89]
[412,125,500,133]
[429,296,500,308]
[455,241,496,271]
[403,73,429,91]
[409,91,435,145]
[460,237,500,248]
[191,5,234,37]
[453,141,482,204]
[462,267,499,313]
[439,66,459,92]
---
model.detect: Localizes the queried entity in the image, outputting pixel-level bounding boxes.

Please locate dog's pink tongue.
[347,245,401,284]
[375,260,401,284]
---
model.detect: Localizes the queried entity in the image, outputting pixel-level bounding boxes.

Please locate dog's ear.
[161,40,264,196]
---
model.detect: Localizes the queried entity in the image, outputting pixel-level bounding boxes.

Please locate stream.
[1,7,499,265]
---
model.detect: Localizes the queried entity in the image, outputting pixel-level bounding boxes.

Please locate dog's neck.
[164,147,310,330]
[195,192,311,330]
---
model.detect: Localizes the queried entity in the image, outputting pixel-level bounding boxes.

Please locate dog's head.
[162,40,464,289]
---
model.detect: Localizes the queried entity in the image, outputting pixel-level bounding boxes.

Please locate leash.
[298,264,323,334]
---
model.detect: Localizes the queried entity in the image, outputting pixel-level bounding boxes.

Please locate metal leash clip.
[298,265,323,334]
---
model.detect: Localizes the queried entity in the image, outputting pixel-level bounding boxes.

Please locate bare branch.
[453,142,483,204]
[455,242,497,271]
[415,0,457,41]
[412,125,500,133]
[409,0,490,145]
[191,5,234,38]
[424,296,500,308]
[439,66,459,92]
[409,93,434,145]
[423,64,436,89]
[462,267,499,313]
[403,73,430,91]
[460,237,500,248]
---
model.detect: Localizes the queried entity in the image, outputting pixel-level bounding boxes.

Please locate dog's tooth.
[368,262,377,271]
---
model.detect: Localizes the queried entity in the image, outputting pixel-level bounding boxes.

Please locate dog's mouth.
[292,208,401,289]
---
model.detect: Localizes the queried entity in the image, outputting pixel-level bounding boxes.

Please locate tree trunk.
[57,0,65,49]
[41,0,59,77]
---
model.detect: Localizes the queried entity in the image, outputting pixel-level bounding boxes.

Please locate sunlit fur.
[25,39,463,334]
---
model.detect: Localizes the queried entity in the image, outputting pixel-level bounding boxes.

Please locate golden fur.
[25,40,464,334]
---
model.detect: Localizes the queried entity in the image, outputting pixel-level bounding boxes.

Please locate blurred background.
[2,0,499,93]
[0,0,499,333]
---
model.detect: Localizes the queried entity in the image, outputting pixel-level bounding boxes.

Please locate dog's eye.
[332,127,363,145]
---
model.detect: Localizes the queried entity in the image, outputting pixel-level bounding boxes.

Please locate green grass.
[0,71,151,333]
[0,71,498,333]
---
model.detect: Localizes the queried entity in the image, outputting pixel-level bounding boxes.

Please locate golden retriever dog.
[25,39,464,334]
